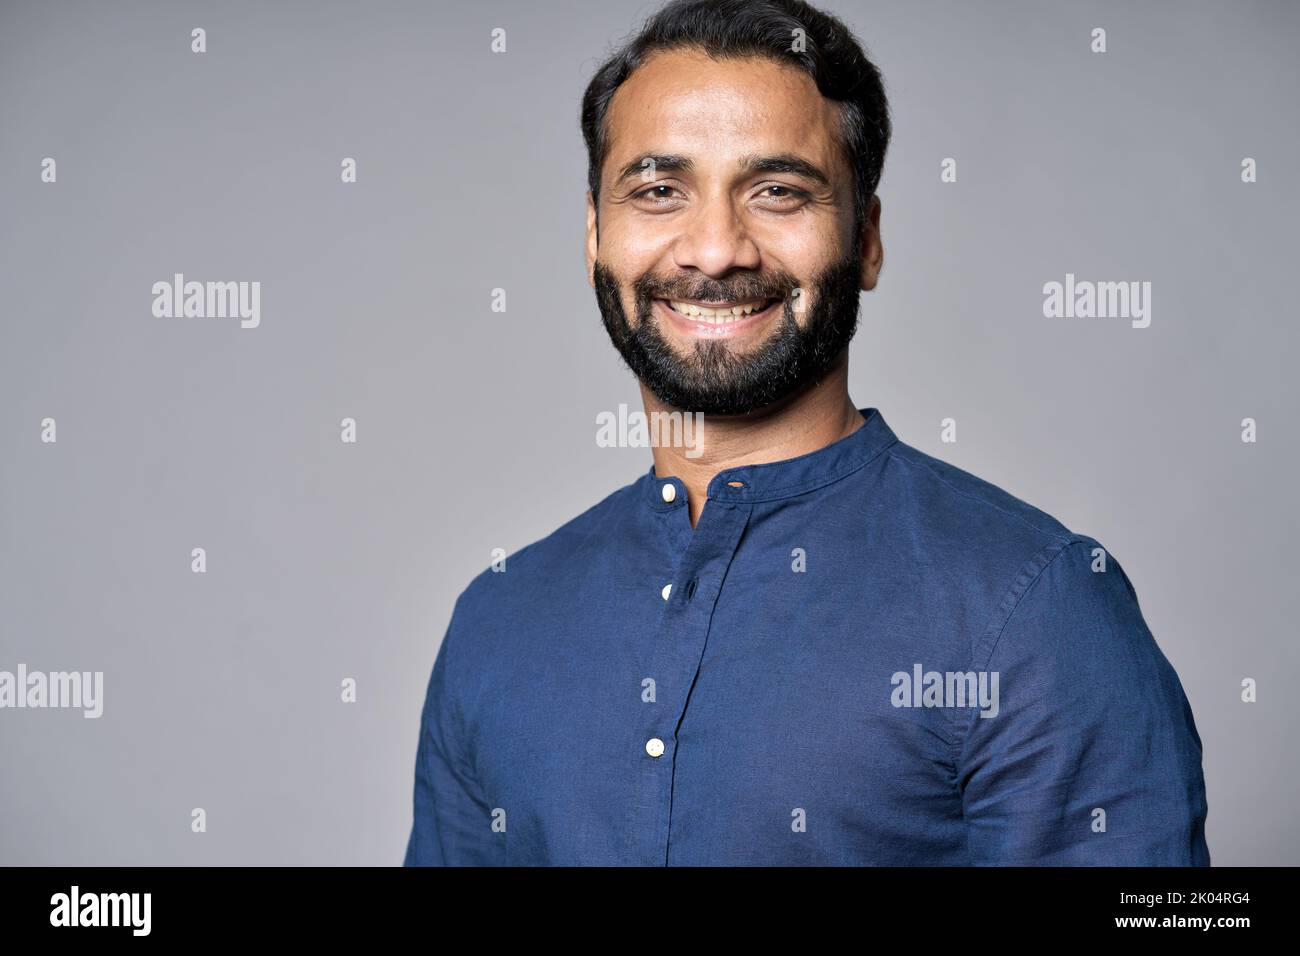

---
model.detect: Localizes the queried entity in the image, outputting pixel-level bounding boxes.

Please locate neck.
[645,354,864,527]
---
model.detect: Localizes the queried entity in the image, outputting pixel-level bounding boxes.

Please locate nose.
[670,193,761,278]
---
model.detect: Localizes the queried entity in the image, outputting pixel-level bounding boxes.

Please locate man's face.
[586,47,882,415]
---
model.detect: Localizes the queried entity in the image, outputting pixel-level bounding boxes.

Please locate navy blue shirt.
[404,407,1209,865]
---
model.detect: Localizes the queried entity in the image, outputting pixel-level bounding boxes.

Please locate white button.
[661,483,676,503]
[646,738,665,757]
[661,583,672,601]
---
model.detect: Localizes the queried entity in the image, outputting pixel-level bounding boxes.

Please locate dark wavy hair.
[580,0,891,238]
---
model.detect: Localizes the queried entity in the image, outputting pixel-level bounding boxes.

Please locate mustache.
[632,272,798,304]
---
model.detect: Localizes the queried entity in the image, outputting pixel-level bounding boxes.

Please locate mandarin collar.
[643,407,898,511]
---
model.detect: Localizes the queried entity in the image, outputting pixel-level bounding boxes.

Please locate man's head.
[581,0,891,415]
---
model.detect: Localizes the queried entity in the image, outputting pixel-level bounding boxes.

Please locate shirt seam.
[946,535,1092,765]
[885,447,1077,542]
[440,593,503,813]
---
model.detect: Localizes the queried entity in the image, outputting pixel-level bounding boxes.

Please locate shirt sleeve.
[954,537,1210,865]
[402,598,503,866]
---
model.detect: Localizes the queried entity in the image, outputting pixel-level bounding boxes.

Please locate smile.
[653,296,784,337]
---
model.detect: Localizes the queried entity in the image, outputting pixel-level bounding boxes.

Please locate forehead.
[603,47,843,176]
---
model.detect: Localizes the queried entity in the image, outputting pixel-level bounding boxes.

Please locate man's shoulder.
[450,472,644,619]
[878,437,1081,548]
[874,439,1151,675]
[876,439,1120,606]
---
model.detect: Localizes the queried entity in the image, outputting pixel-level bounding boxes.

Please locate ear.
[859,195,883,292]
[585,191,598,288]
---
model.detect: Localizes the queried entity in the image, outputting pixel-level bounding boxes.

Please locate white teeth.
[667,299,773,320]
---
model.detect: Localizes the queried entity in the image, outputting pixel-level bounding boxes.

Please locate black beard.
[593,252,863,416]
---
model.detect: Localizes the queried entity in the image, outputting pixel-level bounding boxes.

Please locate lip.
[653,297,784,338]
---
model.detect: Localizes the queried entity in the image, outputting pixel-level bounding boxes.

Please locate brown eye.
[635,184,681,202]
[761,184,808,201]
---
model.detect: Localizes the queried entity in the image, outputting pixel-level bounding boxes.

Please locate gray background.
[1,0,1295,865]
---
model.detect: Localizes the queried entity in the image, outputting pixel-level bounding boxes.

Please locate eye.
[633,183,684,204]
[757,184,809,204]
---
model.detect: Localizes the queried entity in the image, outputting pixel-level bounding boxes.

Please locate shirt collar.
[643,406,899,510]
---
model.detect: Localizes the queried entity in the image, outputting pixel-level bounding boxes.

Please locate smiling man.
[404,0,1210,866]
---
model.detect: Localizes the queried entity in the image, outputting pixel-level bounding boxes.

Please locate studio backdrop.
[0,0,1296,865]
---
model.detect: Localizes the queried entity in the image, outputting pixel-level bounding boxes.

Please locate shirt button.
[646,738,665,757]
[661,583,672,601]
[661,483,676,503]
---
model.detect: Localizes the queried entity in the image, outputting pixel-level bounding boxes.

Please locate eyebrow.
[614,153,694,186]
[613,152,831,189]
[737,153,831,188]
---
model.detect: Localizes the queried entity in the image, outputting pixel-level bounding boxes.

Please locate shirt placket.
[635,485,753,865]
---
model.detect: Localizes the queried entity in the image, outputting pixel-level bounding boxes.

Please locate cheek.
[755,215,842,275]
[610,224,671,268]
[598,234,666,312]
[594,260,646,322]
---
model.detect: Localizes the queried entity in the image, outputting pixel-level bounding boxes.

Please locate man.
[404,0,1209,865]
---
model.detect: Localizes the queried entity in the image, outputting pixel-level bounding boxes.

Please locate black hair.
[580,0,891,238]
